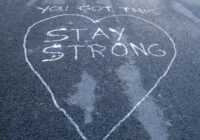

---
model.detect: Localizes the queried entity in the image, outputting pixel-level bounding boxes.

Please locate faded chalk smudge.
[172,1,200,24]
[67,72,96,124]
[117,62,168,140]
[26,0,38,7]
[180,0,200,6]
[43,0,65,5]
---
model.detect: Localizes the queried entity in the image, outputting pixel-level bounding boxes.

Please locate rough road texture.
[1,0,200,140]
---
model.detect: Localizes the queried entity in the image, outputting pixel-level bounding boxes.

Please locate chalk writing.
[109,28,125,41]
[41,43,166,61]
[44,28,69,42]
[42,27,166,61]
[36,5,158,15]
[87,44,106,58]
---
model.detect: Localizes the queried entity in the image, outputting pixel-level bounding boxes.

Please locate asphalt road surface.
[1,0,200,140]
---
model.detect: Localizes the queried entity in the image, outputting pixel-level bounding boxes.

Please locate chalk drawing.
[23,14,176,140]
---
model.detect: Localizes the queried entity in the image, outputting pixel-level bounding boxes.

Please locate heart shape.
[23,14,176,140]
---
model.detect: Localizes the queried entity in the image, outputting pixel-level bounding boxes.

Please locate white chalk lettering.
[67,45,84,60]
[91,6,112,12]
[119,7,130,12]
[87,44,106,58]
[118,7,154,14]
[36,6,50,14]
[109,28,125,41]
[78,5,90,12]
[148,44,166,57]
[91,6,103,11]
[143,9,147,14]
[112,42,128,56]
[36,5,158,15]
[49,6,63,12]
[92,28,110,40]
[71,29,88,42]
[44,28,68,43]
[42,44,64,62]
[104,6,112,12]
[132,8,144,14]
[130,43,148,56]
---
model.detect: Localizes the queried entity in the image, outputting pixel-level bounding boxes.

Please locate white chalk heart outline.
[23,14,176,140]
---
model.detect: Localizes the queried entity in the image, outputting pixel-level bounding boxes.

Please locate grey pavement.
[0,0,200,140]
